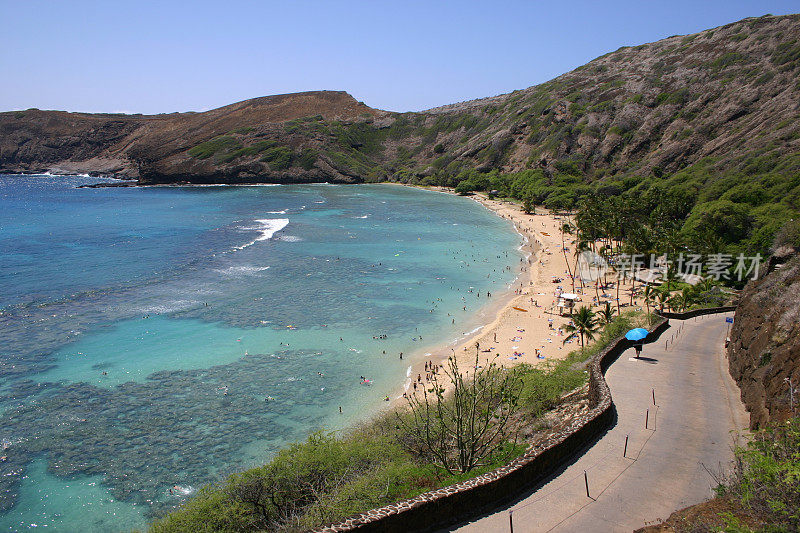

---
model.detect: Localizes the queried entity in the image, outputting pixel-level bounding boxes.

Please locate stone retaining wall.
[656,306,737,320]
[316,318,672,533]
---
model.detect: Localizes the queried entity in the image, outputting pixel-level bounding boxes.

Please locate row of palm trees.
[564,282,713,349]
[556,196,724,318]
[563,278,721,353]
[642,276,717,314]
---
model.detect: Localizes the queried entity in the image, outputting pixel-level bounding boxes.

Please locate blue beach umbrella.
[625,328,649,341]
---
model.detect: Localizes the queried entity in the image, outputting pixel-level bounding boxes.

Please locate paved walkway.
[451,313,748,532]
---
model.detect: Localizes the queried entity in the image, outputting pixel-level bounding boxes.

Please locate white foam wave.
[233,219,289,250]
[129,300,199,315]
[216,265,271,276]
[277,235,302,242]
[173,485,195,495]
[266,210,287,214]
[463,325,484,337]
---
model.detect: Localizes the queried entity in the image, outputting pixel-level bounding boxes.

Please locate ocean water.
[0,175,522,532]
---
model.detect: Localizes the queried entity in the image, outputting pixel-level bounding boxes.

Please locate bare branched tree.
[396,349,523,474]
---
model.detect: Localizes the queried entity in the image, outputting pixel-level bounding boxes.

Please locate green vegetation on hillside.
[187,136,318,171]
[187,136,242,160]
[422,153,799,262]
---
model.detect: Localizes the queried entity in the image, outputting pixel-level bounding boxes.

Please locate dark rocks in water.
[0,348,351,519]
[76,181,137,188]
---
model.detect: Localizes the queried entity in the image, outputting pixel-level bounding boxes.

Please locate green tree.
[563,306,599,349]
[561,222,577,292]
[643,284,656,315]
[683,200,753,246]
[663,262,680,292]
[522,197,535,215]
[598,301,616,326]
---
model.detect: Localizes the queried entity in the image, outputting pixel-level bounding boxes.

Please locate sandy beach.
[391,187,644,405]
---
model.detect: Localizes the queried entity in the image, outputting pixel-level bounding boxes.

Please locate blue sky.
[1,0,797,114]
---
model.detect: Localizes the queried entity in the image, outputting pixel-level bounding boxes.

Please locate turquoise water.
[0,175,522,531]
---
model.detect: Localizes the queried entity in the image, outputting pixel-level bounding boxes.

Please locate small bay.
[0,175,521,531]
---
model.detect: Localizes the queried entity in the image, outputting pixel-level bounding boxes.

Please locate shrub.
[710,52,747,70]
[772,40,800,66]
[712,417,800,531]
[187,136,241,160]
[655,88,691,106]
[771,219,800,251]
[260,146,293,170]
[553,159,583,176]
[296,149,317,170]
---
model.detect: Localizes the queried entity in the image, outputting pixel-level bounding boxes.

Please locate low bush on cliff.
[187,136,242,160]
[713,416,800,532]
[259,146,293,170]
[654,416,800,532]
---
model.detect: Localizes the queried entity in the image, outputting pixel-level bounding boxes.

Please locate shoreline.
[382,185,646,410]
[382,186,581,409]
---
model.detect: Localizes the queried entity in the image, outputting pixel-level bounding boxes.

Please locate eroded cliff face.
[728,251,800,429]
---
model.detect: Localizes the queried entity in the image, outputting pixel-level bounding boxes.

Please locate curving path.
[450,313,748,532]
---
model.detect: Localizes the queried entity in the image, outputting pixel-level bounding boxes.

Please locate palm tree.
[560,222,576,292]
[563,306,599,350]
[680,287,696,311]
[663,262,680,293]
[598,301,616,326]
[643,284,655,315]
[668,293,685,312]
[656,289,669,312]
[697,277,715,293]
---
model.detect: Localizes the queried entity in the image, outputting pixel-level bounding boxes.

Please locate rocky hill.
[1,14,799,189]
[0,91,383,183]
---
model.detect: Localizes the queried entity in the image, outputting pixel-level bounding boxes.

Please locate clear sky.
[1,0,797,114]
